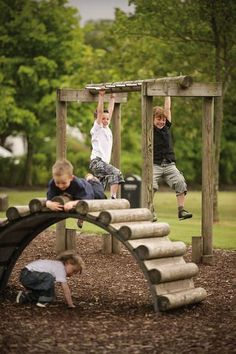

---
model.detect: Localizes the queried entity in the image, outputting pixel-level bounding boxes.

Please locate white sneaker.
[36,302,49,308]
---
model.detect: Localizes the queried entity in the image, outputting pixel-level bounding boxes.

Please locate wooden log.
[192,236,203,264]
[65,228,76,250]
[52,195,72,204]
[129,239,186,260]
[98,208,152,226]
[157,287,207,311]
[75,199,130,215]
[0,194,8,211]
[29,198,47,213]
[6,206,30,221]
[117,222,170,241]
[102,234,112,254]
[147,262,199,284]
[144,256,185,269]
[155,278,194,295]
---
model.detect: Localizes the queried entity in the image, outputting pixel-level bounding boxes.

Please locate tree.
[0,0,84,185]
[114,0,236,220]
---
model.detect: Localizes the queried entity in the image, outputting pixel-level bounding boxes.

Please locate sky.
[68,0,135,25]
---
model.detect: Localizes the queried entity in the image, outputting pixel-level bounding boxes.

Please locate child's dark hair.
[56,250,85,274]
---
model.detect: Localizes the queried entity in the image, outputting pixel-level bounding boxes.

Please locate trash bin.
[121,174,141,208]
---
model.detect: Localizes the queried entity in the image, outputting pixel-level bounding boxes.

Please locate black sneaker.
[178,209,192,220]
[77,219,83,229]
[152,214,158,222]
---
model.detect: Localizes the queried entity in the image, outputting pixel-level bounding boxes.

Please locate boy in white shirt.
[16,250,84,308]
[89,88,124,199]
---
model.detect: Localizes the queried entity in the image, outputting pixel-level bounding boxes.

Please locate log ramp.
[0,198,207,312]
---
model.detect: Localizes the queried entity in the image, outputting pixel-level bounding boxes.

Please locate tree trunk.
[23,136,33,186]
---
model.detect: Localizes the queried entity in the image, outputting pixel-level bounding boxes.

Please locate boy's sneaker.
[152,214,158,222]
[77,219,83,229]
[16,290,27,304]
[36,302,49,308]
[178,209,192,220]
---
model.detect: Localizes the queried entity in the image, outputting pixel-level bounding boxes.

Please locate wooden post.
[141,83,153,212]
[111,102,122,254]
[202,97,214,264]
[192,236,203,264]
[65,229,76,251]
[102,234,112,254]
[56,93,67,252]
[0,194,8,211]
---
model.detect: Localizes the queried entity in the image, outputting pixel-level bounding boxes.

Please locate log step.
[98,208,152,225]
[6,206,30,221]
[157,287,207,311]
[75,199,130,215]
[147,262,199,284]
[113,221,170,241]
[29,198,47,213]
[129,238,186,260]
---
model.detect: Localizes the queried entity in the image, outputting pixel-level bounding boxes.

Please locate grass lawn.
[0,189,235,249]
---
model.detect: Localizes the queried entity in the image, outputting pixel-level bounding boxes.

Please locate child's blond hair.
[153,106,168,119]
[56,250,85,274]
[52,159,73,177]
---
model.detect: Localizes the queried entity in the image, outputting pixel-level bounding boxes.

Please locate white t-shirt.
[26,259,67,283]
[90,120,113,164]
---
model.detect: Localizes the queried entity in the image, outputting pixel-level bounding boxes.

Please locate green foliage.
[0,0,235,188]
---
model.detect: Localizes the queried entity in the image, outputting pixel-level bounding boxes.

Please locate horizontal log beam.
[157,287,207,311]
[29,198,47,213]
[6,206,30,221]
[130,239,186,260]
[146,82,222,97]
[117,222,170,241]
[57,89,128,103]
[148,262,199,284]
[98,208,152,225]
[75,199,130,215]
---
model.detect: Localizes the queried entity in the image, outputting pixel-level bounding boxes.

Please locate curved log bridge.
[0,198,207,312]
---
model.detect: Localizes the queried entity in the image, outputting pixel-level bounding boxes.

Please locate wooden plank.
[202,97,214,263]
[141,83,153,211]
[147,82,222,97]
[57,89,128,103]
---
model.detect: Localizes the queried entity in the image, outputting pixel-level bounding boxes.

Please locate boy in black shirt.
[153,97,192,221]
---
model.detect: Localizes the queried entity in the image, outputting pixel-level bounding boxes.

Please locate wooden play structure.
[0,75,221,313]
[0,197,207,312]
[56,76,222,264]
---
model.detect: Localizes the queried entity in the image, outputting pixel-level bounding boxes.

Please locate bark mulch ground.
[0,230,235,354]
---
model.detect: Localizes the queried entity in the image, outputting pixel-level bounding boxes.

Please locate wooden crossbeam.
[57,89,128,103]
[146,82,222,97]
